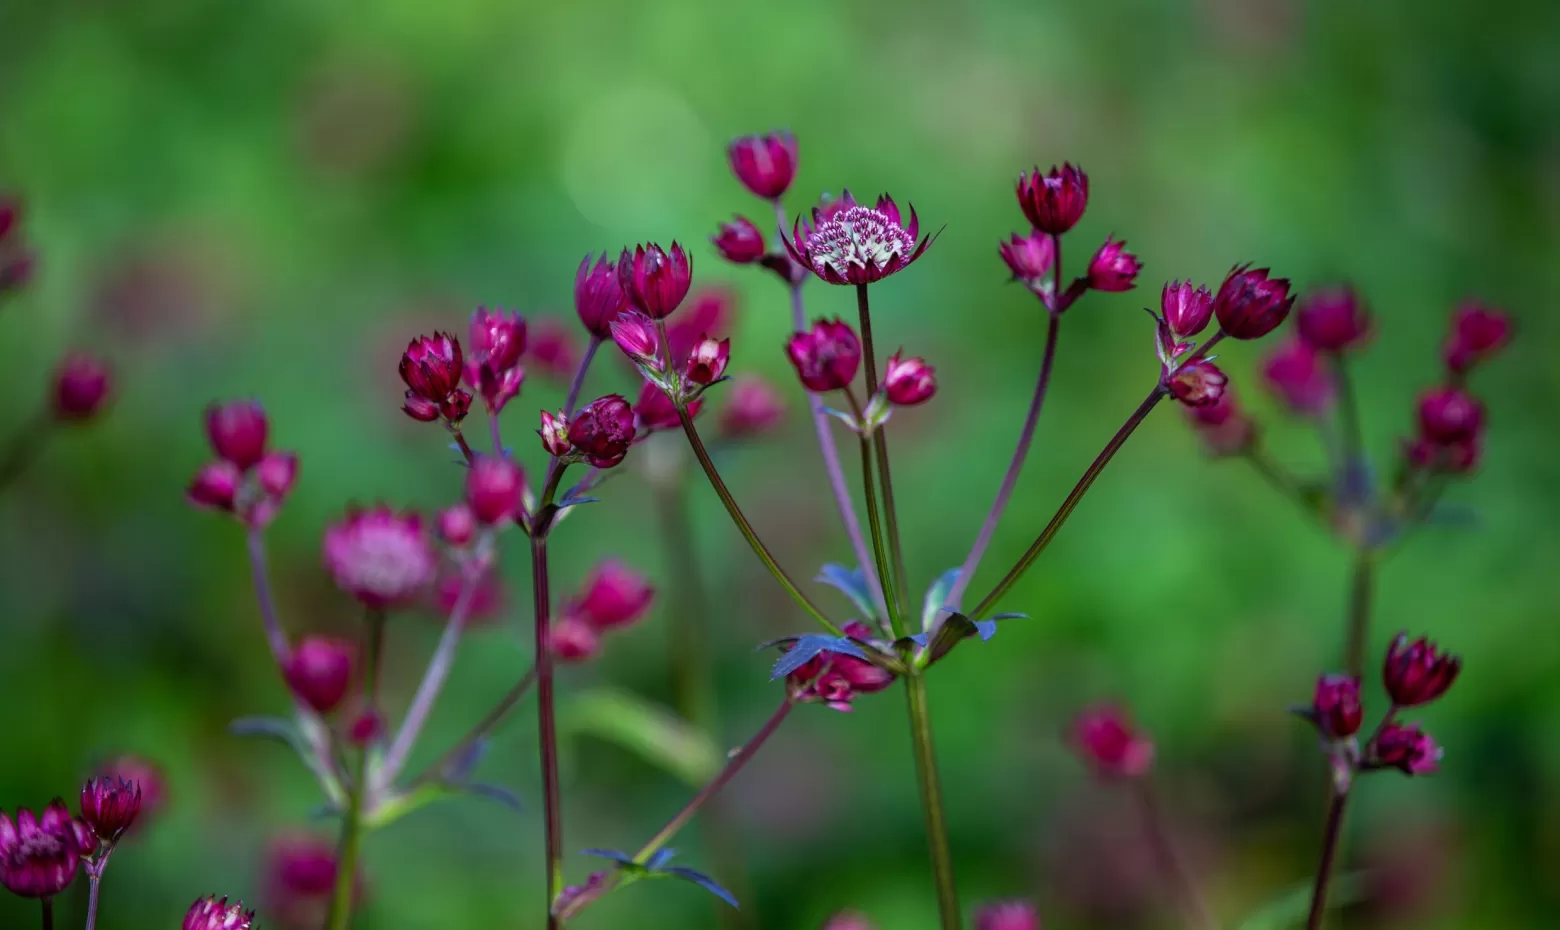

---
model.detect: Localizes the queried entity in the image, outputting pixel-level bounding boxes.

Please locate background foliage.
[1,0,1557,926]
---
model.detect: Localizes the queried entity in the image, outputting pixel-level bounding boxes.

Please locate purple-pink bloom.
[999,230,1056,299]
[1416,388,1483,444]
[527,318,580,382]
[188,461,243,512]
[884,352,936,406]
[1161,280,1214,338]
[468,306,527,373]
[265,832,351,930]
[786,318,861,393]
[618,242,693,320]
[974,900,1041,930]
[684,334,730,385]
[1373,722,1441,776]
[1296,286,1371,352]
[635,379,696,432]
[399,332,464,402]
[1016,163,1088,234]
[713,216,767,265]
[1312,674,1363,740]
[567,394,635,468]
[551,617,601,663]
[205,401,270,470]
[719,377,784,438]
[184,896,256,930]
[1262,339,1334,415]
[283,637,355,716]
[79,778,141,846]
[1212,265,1295,340]
[52,353,112,421]
[0,801,93,898]
[1069,704,1154,778]
[539,410,572,457]
[1382,633,1461,707]
[464,455,525,526]
[323,507,435,610]
[785,191,934,286]
[1086,235,1141,292]
[574,253,630,340]
[787,622,895,712]
[727,131,798,200]
[1443,302,1511,373]
[569,559,656,630]
[1168,359,1228,408]
[609,310,661,367]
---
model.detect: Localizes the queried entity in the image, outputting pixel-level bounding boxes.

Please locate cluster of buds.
[465,307,527,414]
[550,560,657,663]
[400,332,471,426]
[1001,163,1141,312]
[1156,266,1296,412]
[782,319,938,430]
[1300,633,1461,788]
[187,401,299,526]
[539,394,636,468]
[610,308,729,413]
[784,622,895,711]
[714,132,809,283]
[1403,304,1509,475]
[0,774,147,906]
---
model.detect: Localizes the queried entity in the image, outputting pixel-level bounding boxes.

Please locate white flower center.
[805,206,915,276]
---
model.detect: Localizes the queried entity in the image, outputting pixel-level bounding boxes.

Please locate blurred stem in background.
[0,413,49,496]
[1134,780,1219,930]
[326,609,385,930]
[654,471,752,930]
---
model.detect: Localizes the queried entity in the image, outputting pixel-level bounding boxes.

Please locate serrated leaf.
[1234,873,1366,930]
[922,567,962,632]
[769,634,867,680]
[815,564,879,621]
[560,689,720,787]
[662,866,740,909]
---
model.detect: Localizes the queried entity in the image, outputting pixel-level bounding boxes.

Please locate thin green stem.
[413,664,537,787]
[1343,553,1374,680]
[854,283,910,615]
[326,610,385,930]
[969,386,1168,621]
[674,404,844,636]
[905,675,960,930]
[532,535,564,928]
[851,418,903,638]
[1304,788,1351,930]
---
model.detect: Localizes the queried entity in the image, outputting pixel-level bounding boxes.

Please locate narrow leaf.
[230,716,304,750]
[443,737,489,783]
[582,848,639,866]
[923,613,980,665]
[770,634,867,680]
[815,564,878,621]
[560,689,721,787]
[1234,873,1366,930]
[662,866,740,909]
[645,848,677,870]
[466,782,523,811]
[922,567,962,632]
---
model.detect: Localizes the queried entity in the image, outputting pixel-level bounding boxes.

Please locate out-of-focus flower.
[283,637,355,715]
[1261,339,1334,414]
[183,896,255,930]
[618,242,692,320]
[464,456,525,526]
[713,216,767,265]
[575,253,630,340]
[1371,722,1441,776]
[0,801,93,898]
[264,833,350,930]
[786,319,861,392]
[432,572,505,627]
[527,318,581,381]
[1443,303,1511,374]
[718,377,784,438]
[79,777,141,845]
[567,394,635,468]
[256,452,299,499]
[436,504,476,547]
[1185,390,1255,456]
[634,379,687,432]
[1416,388,1483,444]
[1168,359,1228,408]
[1086,235,1140,292]
[569,560,655,630]
[1295,286,1371,352]
[1311,675,1363,740]
[787,622,895,712]
[206,401,270,470]
[1382,634,1460,707]
[727,131,798,200]
[1016,163,1088,234]
[467,307,526,373]
[51,354,112,421]
[188,461,243,512]
[974,900,1041,930]
[785,191,934,286]
[610,310,662,369]
[1162,280,1214,338]
[821,912,876,930]
[322,507,435,609]
[1069,704,1154,778]
[666,287,735,365]
[1213,265,1295,340]
[884,352,936,406]
[551,617,601,663]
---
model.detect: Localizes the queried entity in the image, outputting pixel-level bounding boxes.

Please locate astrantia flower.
[569,559,655,630]
[1371,722,1441,776]
[464,455,525,526]
[323,507,435,609]
[464,307,527,413]
[551,617,601,663]
[1311,674,1363,740]
[283,637,355,715]
[567,394,635,468]
[785,191,934,286]
[399,332,470,424]
[1296,286,1371,352]
[0,801,93,898]
[265,833,347,930]
[713,216,767,265]
[1069,704,1153,778]
[1086,235,1141,292]
[1016,163,1088,234]
[1212,265,1295,340]
[618,242,692,319]
[999,230,1056,298]
[184,896,255,930]
[1185,390,1255,457]
[719,377,784,438]
[1161,280,1213,338]
[1168,359,1228,408]
[52,353,112,421]
[786,318,861,392]
[1416,388,1483,444]
[526,318,580,381]
[727,131,798,200]
[1443,302,1511,373]
[188,461,243,512]
[574,253,630,339]
[80,777,141,845]
[684,334,730,384]
[786,622,894,712]
[205,401,270,470]
[1262,339,1334,415]
[539,410,572,457]
[1382,633,1461,707]
[884,352,936,406]
[609,310,661,368]
[974,900,1041,930]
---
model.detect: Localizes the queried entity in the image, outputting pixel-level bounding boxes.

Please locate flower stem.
[854,284,910,615]
[489,410,504,456]
[674,404,845,637]
[451,429,476,464]
[563,337,601,418]
[904,675,960,930]
[413,664,537,787]
[854,428,905,638]
[1331,354,1367,502]
[1134,781,1218,930]
[947,312,1061,610]
[326,610,385,930]
[243,527,292,669]
[83,854,112,930]
[780,252,886,618]
[0,413,50,496]
[39,897,52,930]
[1304,788,1351,930]
[531,534,564,928]
[1343,552,1374,679]
[969,385,1168,621]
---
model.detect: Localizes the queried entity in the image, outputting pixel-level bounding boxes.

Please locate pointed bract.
[884,352,936,406]
[574,253,630,339]
[1161,280,1214,338]
[1382,633,1461,707]
[1086,235,1141,292]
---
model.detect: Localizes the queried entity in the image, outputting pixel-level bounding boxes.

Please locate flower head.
[184,896,256,930]
[974,900,1041,930]
[727,131,798,200]
[323,507,435,609]
[1372,722,1441,776]
[1185,389,1255,456]
[1069,704,1154,778]
[205,401,270,470]
[1086,235,1141,292]
[527,318,580,381]
[1168,359,1228,408]
[1212,265,1295,340]
[719,377,784,438]
[0,801,93,898]
[188,461,243,512]
[468,306,527,373]
[1296,286,1371,352]
[1443,302,1511,373]
[265,832,348,930]
[399,332,470,424]
[618,242,692,319]
[52,353,112,421]
[1262,339,1334,415]
[551,617,601,663]
[713,215,767,265]
[609,310,661,368]
[999,230,1056,299]
[575,253,630,339]
[1016,163,1089,234]
[1162,280,1214,338]
[283,637,354,715]
[79,777,141,845]
[1382,633,1461,707]
[567,394,635,468]
[464,455,525,526]
[787,622,894,711]
[539,410,572,457]
[569,559,655,630]
[785,191,934,286]
[1416,388,1483,444]
[786,318,861,392]
[1311,674,1363,740]
[884,352,936,406]
[98,757,164,826]
[684,334,731,385]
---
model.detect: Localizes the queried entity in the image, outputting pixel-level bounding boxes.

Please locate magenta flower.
[1161,280,1214,338]
[1372,722,1441,776]
[52,353,111,421]
[0,801,94,898]
[684,334,730,385]
[79,777,141,846]
[727,131,798,200]
[323,507,435,610]
[257,452,299,499]
[609,310,662,368]
[719,377,784,438]
[999,230,1056,297]
[188,461,243,512]
[205,401,269,470]
[634,380,682,432]
[1296,286,1371,352]
[974,900,1041,930]
[399,332,470,424]
[1185,390,1255,457]
[527,318,580,381]
[184,896,256,930]
[569,559,656,630]
[1016,163,1089,234]
[437,504,475,547]
[468,306,527,373]
[666,287,735,365]
[1383,633,1461,707]
[265,832,349,930]
[1443,302,1511,373]
[1168,359,1228,408]
[283,637,355,716]
[884,352,937,406]
[432,571,505,627]
[1262,339,1334,415]
[464,455,525,526]
[786,318,862,392]
[1311,674,1363,740]
[1416,388,1483,444]
[1086,235,1141,292]
[1212,265,1295,340]
[99,757,164,827]
[539,410,573,457]
[713,215,767,265]
[785,191,934,286]
[551,617,601,663]
[1404,433,1481,475]
[1069,704,1154,778]
[787,623,895,712]
[567,394,635,468]
[574,253,630,340]
[618,242,693,319]
[0,195,34,295]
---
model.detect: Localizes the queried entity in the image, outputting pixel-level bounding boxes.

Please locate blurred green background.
[2,0,1557,927]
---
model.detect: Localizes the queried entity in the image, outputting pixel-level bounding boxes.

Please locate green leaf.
[560,689,721,787]
[1235,873,1367,930]
[922,567,962,632]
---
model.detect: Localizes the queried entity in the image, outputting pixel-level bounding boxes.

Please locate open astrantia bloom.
[784,191,935,286]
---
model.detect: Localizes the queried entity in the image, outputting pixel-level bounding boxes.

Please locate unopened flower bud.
[188,461,243,512]
[713,216,767,264]
[183,896,256,930]
[999,230,1056,297]
[205,401,270,470]
[468,306,527,372]
[438,504,476,547]
[1086,235,1141,292]
[1161,280,1214,338]
[727,131,799,200]
[1213,265,1295,339]
[884,352,936,406]
[974,900,1041,930]
[1069,704,1153,778]
[1371,722,1441,776]
[1296,286,1371,352]
[618,242,692,320]
[610,310,662,368]
[283,637,354,715]
[1262,340,1334,415]
[257,452,299,499]
[1443,302,1511,373]
[1382,633,1460,707]
[1311,674,1363,740]
[539,410,572,457]
[786,318,861,393]
[575,253,630,340]
[551,617,601,663]
[1168,359,1228,407]
[464,455,525,526]
[567,394,635,468]
[1416,388,1483,444]
[399,332,464,403]
[402,391,440,422]
[80,777,141,845]
[719,377,784,438]
[570,559,655,630]
[527,319,580,381]
[52,353,111,421]
[1016,163,1088,234]
[684,334,730,385]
